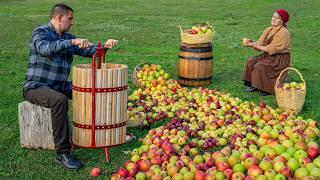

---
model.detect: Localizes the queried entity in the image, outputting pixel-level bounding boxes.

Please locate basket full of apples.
[179,23,215,44]
[275,67,306,114]
[132,63,170,89]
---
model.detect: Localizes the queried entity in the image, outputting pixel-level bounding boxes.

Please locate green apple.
[287,158,299,171]
[215,171,225,180]
[294,168,309,178]
[193,155,204,164]
[294,150,308,160]
[227,155,240,167]
[274,174,286,180]
[136,172,147,180]
[313,157,320,168]
[259,158,273,171]
[232,150,241,157]
[273,144,287,155]
[256,175,267,180]
[273,161,285,172]
[172,173,183,180]
[269,129,279,139]
[306,163,316,172]
[263,125,272,132]
[189,148,199,157]
[282,140,294,148]
[265,149,277,159]
[183,172,194,180]
[310,167,320,176]
[233,163,246,173]
[260,145,271,154]
[264,169,276,179]
[280,152,291,160]
[287,147,297,156]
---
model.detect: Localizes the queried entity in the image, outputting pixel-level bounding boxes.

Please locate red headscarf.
[276,9,289,27]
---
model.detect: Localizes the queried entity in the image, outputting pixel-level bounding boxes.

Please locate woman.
[241,9,291,96]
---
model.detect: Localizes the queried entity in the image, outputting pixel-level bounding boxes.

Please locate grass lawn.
[0,0,319,178]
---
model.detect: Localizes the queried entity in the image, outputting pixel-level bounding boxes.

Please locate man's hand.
[72,38,92,49]
[104,39,119,49]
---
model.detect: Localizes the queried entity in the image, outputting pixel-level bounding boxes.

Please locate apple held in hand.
[242,38,252,46]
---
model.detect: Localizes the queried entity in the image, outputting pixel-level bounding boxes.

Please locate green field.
[0,0,319,178]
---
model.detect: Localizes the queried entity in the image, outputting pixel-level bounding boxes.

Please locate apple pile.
[120,64,320,179]
[187,24,214,35]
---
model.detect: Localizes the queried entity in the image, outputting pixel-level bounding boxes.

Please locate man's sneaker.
[55,151,82,170]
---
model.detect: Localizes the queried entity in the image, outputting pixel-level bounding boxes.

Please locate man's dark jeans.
[23,86,72,153]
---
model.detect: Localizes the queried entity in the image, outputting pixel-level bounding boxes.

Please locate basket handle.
[208,25,215,33]
[178,25,183,33]
[132,63,149,88]
[133,63,148,74]
[275,67,306,87]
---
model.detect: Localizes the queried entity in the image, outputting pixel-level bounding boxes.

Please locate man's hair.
[50,3,73,19]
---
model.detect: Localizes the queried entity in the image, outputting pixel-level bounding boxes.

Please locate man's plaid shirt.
[24,22,96,93]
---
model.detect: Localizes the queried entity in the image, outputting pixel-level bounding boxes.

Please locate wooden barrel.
[72,63,128,148]
[177,43,213,87]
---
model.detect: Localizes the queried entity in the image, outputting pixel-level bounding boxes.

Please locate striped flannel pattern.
[24,22,96,93]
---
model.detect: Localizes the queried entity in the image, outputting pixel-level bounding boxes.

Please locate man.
[23,3,118,170]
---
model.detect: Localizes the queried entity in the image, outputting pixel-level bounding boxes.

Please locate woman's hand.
[247,41,256,47]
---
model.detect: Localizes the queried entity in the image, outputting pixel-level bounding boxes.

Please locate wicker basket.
[132,63,149,88]
[275,67,306,114]
[127,111,146,128]
[179,25,215,44]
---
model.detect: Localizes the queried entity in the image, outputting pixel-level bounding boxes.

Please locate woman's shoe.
[244,86,258,92]
[260,91,270,96]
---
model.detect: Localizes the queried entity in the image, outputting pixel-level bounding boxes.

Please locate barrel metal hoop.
[72,85,128,93]
[72,121,127,130]
[178,76,212,81]
[180,46,212,53]
[178,56,213,61]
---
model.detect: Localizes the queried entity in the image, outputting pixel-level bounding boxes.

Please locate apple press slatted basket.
[179,25,215,45]
[72,43,128,162]
[275,67,306,114]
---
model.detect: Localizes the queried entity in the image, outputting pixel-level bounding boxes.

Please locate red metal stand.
[104,148,109,162]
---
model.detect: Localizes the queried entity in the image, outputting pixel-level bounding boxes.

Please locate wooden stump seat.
[18,101,55,150]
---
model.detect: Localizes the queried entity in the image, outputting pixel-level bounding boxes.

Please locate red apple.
[231,172,245,180]
[224,168,233,179]
[216,162,230,172]
[90,167,101,177]
[151,156,162,166]
[194,171,206,180]
[116,167,128,178]
[247,166,263,177]
[137,159,152,172]
[244,157,258,169]
[259,102,266,108]
[279,166,293,178]
[307,146,320,160]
